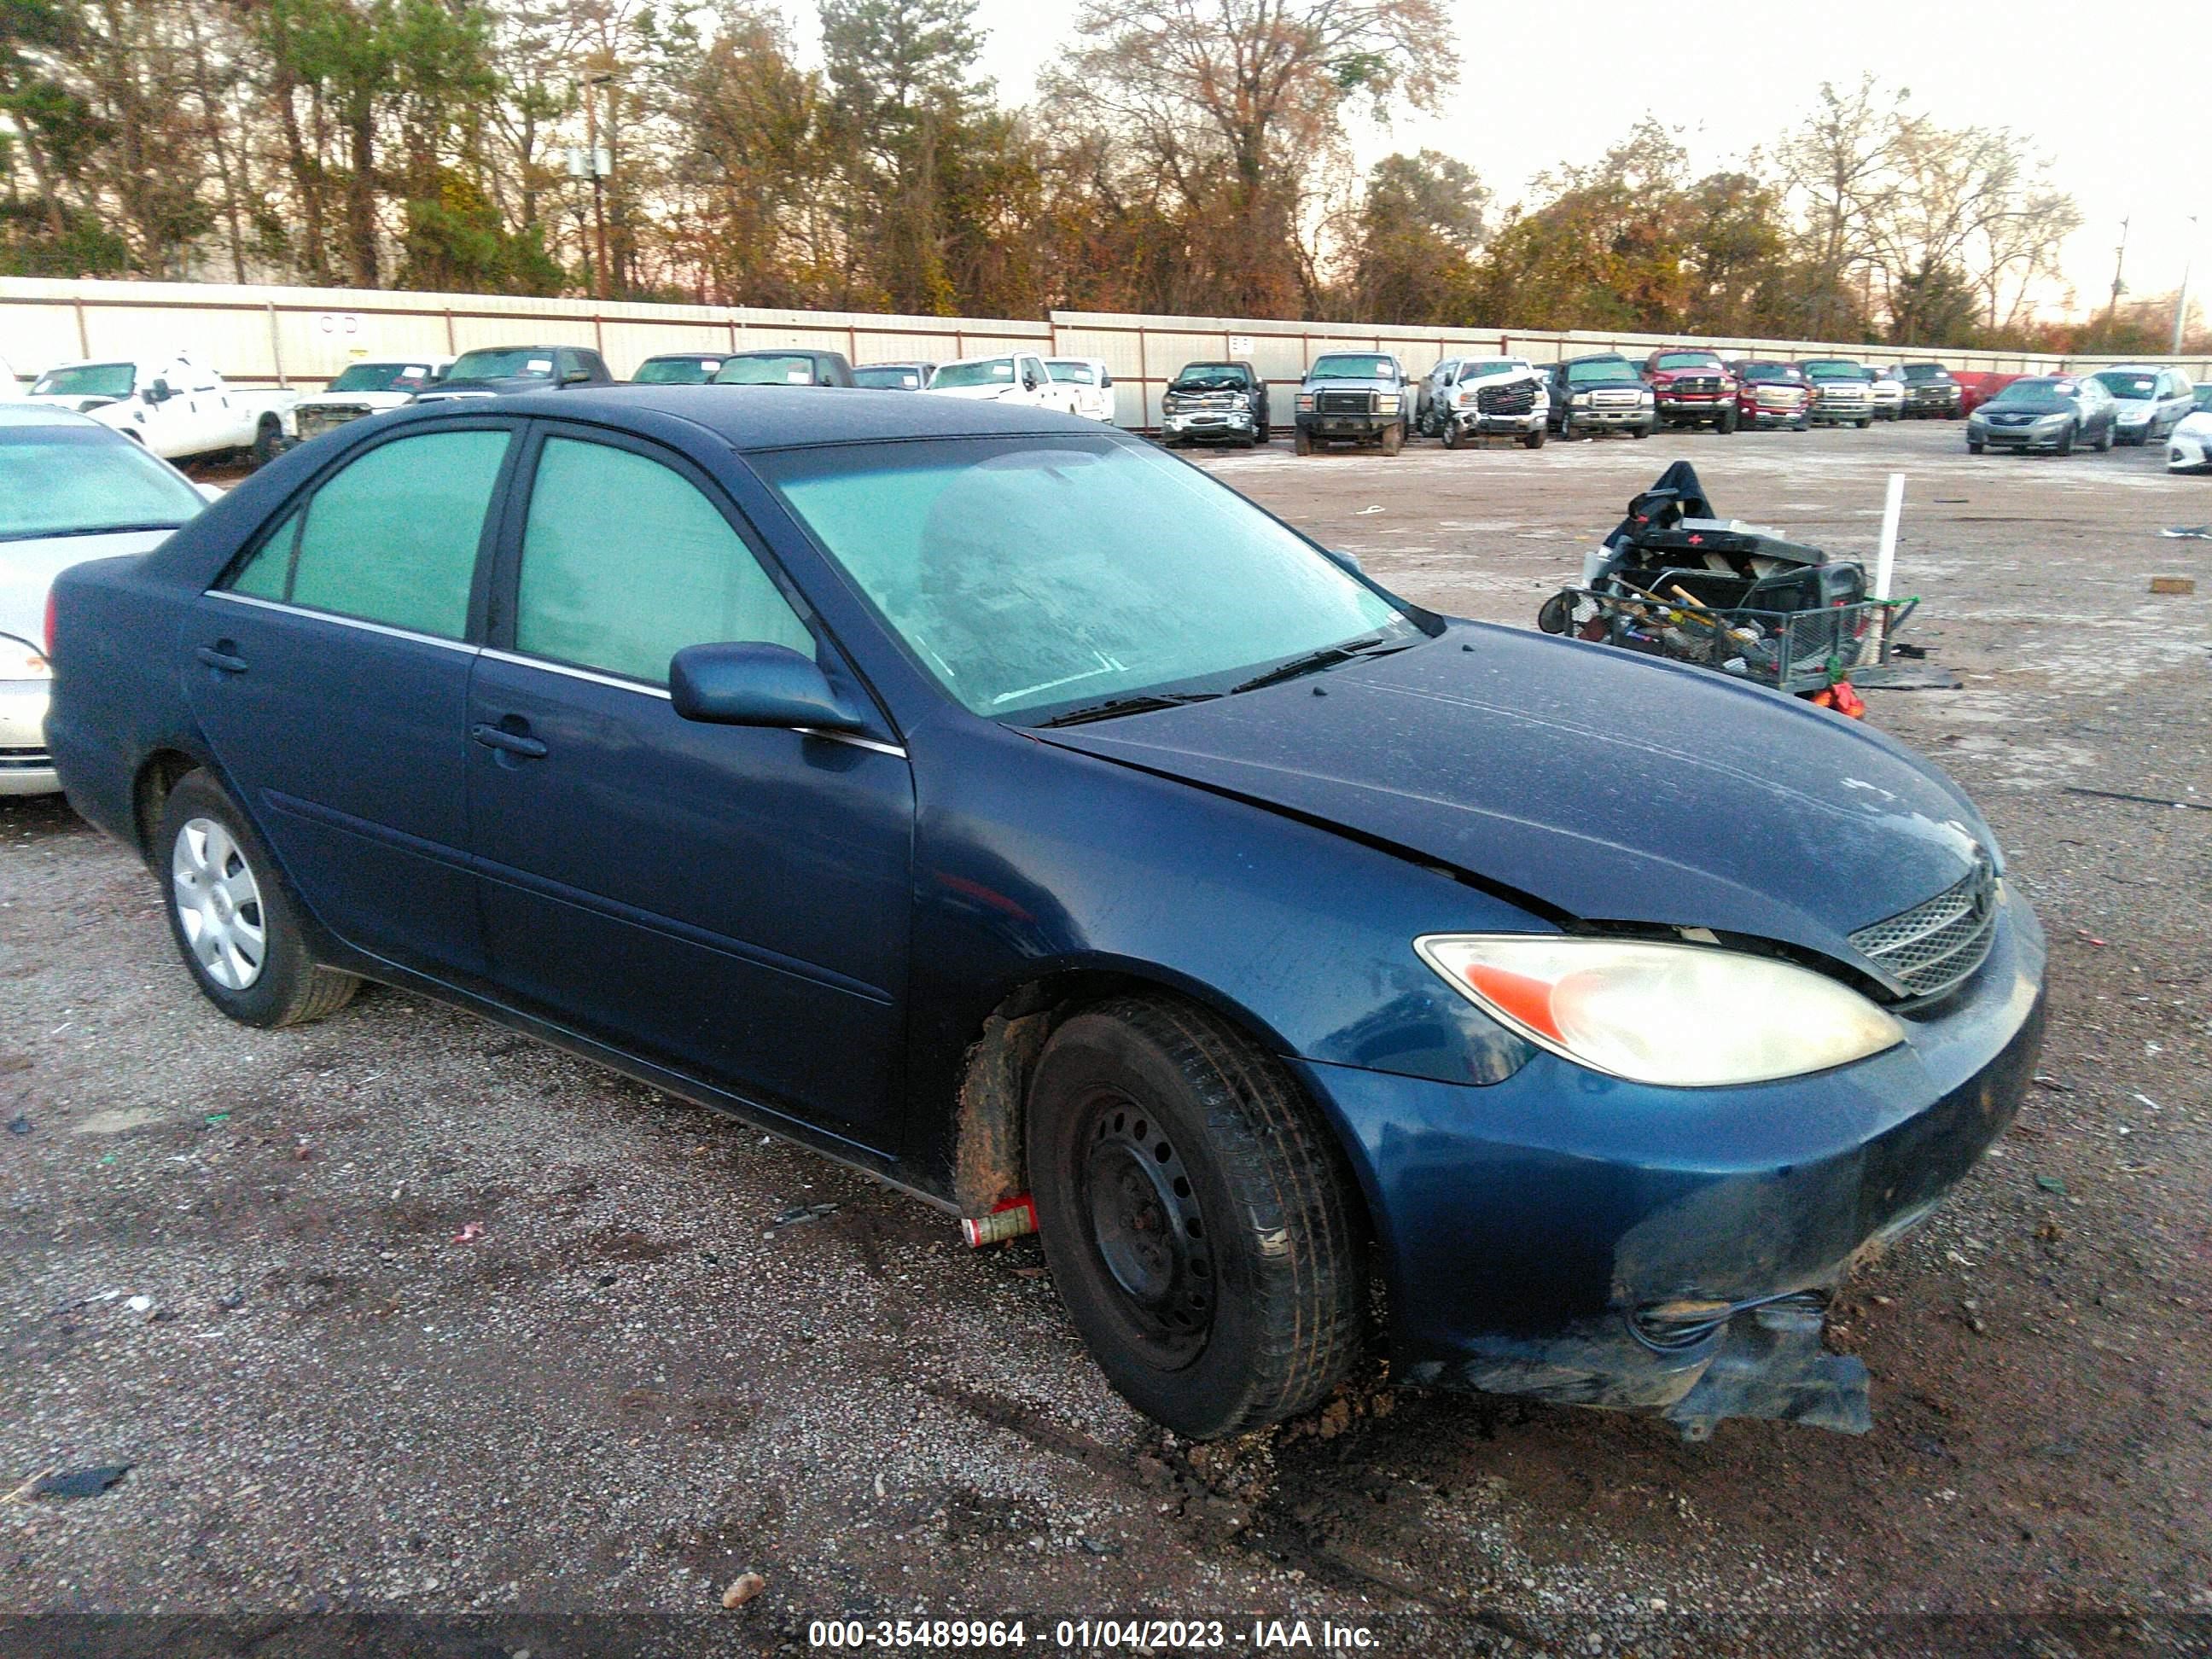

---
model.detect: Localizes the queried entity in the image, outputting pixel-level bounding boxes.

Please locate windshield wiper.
[1227,632,1418,695]
[1033,691,1220,728]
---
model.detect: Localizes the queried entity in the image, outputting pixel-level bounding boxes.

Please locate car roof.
[0,403,109,430]
[2095,364,2164,374]
[395,384,1109,451]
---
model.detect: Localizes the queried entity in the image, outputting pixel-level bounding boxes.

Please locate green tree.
[1349,149,1487,324]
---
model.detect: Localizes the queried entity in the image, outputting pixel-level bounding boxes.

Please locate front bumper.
[1301,414,1399,439]
[1295,895,2046,1435]
[1563,404,1651,428]
[1447,406,1545,434]
[1655,395,1731,424]
[2168,428,2212,473]
[1906,393,1960,416]
[1741,400,1806,427]
[1163,407,1258,441]
[0,680,57,795]
[1976,421,2071,451]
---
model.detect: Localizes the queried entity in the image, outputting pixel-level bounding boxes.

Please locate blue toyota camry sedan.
[46,388,2044,1441]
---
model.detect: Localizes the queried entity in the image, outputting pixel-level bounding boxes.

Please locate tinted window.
[853,366,924,390]
[1654,352,1720,370]
[1564,358,1636,384]
[326,363,439,393]
[1309,355,1394,381]
[514,436,812,684]
[714,354,820,386]
[224,428,507,637]
[633,356,723,385]
[446,348,556,382]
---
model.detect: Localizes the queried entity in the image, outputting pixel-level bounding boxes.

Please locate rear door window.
[223,428,510,639]
[511,434,813,685]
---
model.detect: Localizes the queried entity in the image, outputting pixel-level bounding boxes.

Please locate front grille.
[1849,857,1999,998]
[1669,376,1721,395]
[1477,381,1538,415]
[0,746,50,771]
[297,406,370,439]
[1318,390,1374,415]
[1591,388,1643,408]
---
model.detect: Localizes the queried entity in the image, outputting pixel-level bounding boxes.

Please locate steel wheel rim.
[1079,1091,1213,1367]
[172,817,267,991]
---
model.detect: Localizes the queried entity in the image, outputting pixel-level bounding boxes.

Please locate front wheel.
[1380,422,1403,456]
[159,771,360,1027]
[1718,408,1738,435]
[1856,416,1873,429]
[1027,997,1365,1439]
[1522,424,1545,450]
[1632,420,1652,439]
[1294,428,1313,456]
[1968,438,1984,454]
[2054,423,2074,457]
[2094,423,2112,454]
[249,416,282,469]
[1441,421,1460,450]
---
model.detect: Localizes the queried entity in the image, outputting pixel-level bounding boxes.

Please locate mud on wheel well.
[948,971,1375,1253]
[132,749,201,863]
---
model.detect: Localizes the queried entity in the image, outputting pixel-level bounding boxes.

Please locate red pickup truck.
[1642,349,1738,434]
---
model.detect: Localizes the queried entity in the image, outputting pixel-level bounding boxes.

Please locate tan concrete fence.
[3,276,2204,430]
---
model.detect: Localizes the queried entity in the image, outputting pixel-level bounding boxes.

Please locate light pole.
[2174,217,2197,357]
[574,68,615,300]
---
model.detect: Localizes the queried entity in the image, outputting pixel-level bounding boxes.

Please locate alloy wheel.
[172,817,267,990]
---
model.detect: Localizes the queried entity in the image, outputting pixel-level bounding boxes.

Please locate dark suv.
[1161,361,1270,446]
[1295,353,1411,455]
[1546,355,1656,439]
[1898,363,1962,419]
[414,345,614,402]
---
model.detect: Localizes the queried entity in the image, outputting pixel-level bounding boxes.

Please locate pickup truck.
[1896,363,1963,418]
[1294,353,1411,455]
[1160,360,1270,445]
[413,345,616,403]
[926,352,1074,413]
[27,352,297,467]
[1794,360,1877,428]
[1642,349,1738,433]
[1546,355,1656,439]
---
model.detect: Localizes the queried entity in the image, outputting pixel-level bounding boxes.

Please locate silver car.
[2090,364,2197,447]
[0,405,211,793]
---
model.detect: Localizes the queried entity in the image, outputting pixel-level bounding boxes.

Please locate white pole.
[1874,472,1905,600]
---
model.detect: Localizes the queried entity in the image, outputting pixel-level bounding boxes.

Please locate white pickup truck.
[26,352,296,467]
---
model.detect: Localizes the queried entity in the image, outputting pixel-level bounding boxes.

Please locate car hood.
[0,528,174,641]
[1305,379,1399,393]
[1030,625,1993,984]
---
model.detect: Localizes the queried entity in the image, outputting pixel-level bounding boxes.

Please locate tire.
[1558,411,1577,441]
[158,770,360,1027]
[1380,422,1403,457]
[1968,439,1984,454]
[1633,420,1651,439]
[1026,996,1365,1439]
[1253,423,1269,445]
[1294,428,1313,456]
[1856,416,1872,429]
[1441,421,1460,450]
[1718,408,1738,435]
[1795,413,1810,432]
[1522,425,1545,450]
[249,416,282,469]
[2054,423,2073,457]
[2094,423,2111,454]
[1536,590,1575,633]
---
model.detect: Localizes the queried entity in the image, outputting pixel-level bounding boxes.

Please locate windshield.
[2196,386,2212,411]
[1171,364,1248,391]
[931,359,1017,389]
[1901,364,1951,381]
[1655,352,1720,370]
[33,363,136,399]
[1740,363,1800,383]
[1308,356,1394,381]
[714,354,822,386]
[1988,379,2068,407]
[1564,358,1635,384]
[1046,361,1097,385]
[445,348,556,383]
[0,425,204,541]
[855,365,926,390]
[1458,361,1522,379]
[326,362,439,393]
[634,357,724,385]
[758,435,1416,719]
[1803,362,1868,381]
[2093,371,2157,400]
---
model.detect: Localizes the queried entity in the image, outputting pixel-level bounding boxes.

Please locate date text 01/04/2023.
[805,1618,1380,1650]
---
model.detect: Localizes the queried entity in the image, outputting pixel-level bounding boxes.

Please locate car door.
[468,424,915,1147]
[189,419,516,977]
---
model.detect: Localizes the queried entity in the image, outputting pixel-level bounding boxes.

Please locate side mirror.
[669,642,865,732]
[146,379,172,403]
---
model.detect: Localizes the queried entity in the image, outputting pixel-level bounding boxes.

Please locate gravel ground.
[2,419,2208,1659]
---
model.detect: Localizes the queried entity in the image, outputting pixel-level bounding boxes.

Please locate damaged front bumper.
[1293,895,2046,1438]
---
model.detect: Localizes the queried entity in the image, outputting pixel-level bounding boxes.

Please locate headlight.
[1230,393,1249,409]
[1637,389,1655,404]
[1296,393,1314,411]
[1571,391,1593,406]
[1718,377,1737,393]
[1415,934,1905,1087]
[1377,394,1401,413]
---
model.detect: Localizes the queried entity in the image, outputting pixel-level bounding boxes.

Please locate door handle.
[472,722,548,760]
[196,644,248,674]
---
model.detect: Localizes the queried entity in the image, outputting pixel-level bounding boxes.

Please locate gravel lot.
[3,420,2208,1658]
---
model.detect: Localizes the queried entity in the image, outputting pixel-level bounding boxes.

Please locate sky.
[787,0,2209,323]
